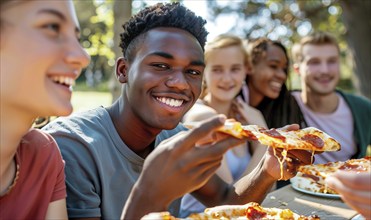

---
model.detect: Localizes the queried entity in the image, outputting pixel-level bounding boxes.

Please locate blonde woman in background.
[0,0,90,218]
[180,34,268,217]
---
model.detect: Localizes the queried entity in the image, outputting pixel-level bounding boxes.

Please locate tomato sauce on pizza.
[297,157,371,194]
[142,202,321,220]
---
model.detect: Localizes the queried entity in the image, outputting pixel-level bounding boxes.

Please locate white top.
[292,91,356,164]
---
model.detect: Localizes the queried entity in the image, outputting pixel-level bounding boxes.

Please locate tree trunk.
[109,0,132,103]
[339,0,371,98]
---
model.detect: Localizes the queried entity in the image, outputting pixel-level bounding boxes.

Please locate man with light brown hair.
[291,31,370,164]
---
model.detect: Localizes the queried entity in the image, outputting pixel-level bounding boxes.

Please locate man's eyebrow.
[149,51,174,59]
[148,51,205,67]
[38,9,66,21]
[37,9,81,35]
[190,60,205,67]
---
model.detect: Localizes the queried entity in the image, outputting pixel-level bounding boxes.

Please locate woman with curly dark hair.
[242,37,305,129]
[241,38,305,188]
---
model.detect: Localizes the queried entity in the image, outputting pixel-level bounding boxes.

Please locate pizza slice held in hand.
[183,119,341,152]
[184,119,341,180]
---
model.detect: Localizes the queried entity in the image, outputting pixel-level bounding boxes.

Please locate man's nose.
[165,69,190,90]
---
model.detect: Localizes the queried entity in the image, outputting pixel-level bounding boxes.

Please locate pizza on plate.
[141,202,320,220]
[296,157,371,194]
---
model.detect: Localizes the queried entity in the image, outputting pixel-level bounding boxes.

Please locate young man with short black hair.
[44,3,312,219]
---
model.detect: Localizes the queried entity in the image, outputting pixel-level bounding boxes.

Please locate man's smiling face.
[123,27,205,130]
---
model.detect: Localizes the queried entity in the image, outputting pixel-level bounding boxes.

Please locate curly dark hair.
[120,2,208,62]
[244,38,305,130]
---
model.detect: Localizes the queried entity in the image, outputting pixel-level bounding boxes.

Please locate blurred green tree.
[206,0,370,98]
[74,0,370,99]
[109,0,132,103]
[74,0,115,90]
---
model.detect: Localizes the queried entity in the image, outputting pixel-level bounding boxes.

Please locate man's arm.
[121,121,312,219]
[121,116,247,219]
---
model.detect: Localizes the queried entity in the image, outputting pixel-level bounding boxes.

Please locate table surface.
[262,185,359,220]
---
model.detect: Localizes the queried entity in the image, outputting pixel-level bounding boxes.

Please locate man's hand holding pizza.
[123,118,339,219]
[262,124,314,181]
[122,115,247,219]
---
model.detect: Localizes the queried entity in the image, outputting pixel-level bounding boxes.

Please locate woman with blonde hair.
[180,34,267,216]
[0,0,90,218]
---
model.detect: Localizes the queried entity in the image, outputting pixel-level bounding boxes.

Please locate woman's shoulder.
[20,129,60,157]
[183,100,218,122]
[22,129,56,146]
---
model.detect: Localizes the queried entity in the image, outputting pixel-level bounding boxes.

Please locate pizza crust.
[141,202,321,219]
[184,120,341,152]
[297,157,371,194]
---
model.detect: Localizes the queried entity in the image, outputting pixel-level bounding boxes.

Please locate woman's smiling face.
[248,44,288,106]
[0,0,90,117]
[203,45,247,103]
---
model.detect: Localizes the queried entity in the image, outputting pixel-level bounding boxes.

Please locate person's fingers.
[159,130,188,145]
[178,115,227,150]
[196,156,223,177]
[343,202,371,219]
[286,149,313,165]
[277,124,300,132]
[268,148,312,180]
[195,132,234,146]
[332,171,371,191]
[285,157,301,174]
[326,175,371,208]
[194,136,247,162]
[212,136,247,156]
[236,95,244,103]
[197,164,221,186]
[271,147,312,166]
[184,161,222,192]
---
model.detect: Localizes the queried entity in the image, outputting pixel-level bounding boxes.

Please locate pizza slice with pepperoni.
[184,119,341,180]
[184,119,341,152]
[296,157,371,194]
[141,202,320,220]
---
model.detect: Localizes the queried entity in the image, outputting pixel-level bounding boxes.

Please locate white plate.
[290,176,341,199]
[351,214,365,220]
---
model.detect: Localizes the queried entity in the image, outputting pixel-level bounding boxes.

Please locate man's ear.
[115,57,128,83]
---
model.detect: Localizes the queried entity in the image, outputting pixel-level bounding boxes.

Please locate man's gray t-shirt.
[43,107,187,219]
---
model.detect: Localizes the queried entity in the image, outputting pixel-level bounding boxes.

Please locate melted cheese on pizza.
[141,203,321,220]
[200,202,320,220]
[297,157,371,194]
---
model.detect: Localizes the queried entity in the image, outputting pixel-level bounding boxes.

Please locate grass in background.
[71,91,112,113]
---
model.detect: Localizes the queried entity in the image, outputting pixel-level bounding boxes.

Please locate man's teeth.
[156,97,184,107]
[270,81,282,88]
[51,76,75,86]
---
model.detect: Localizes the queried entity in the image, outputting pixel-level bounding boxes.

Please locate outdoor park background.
[71,0,371,113]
